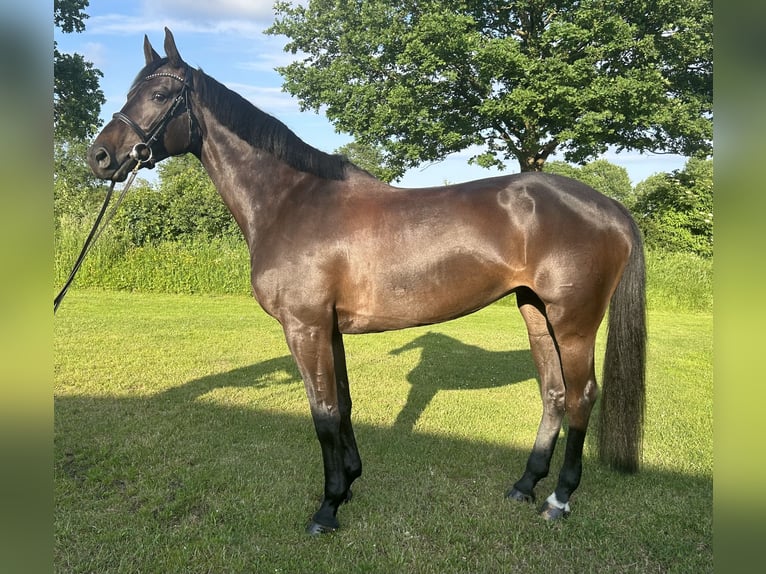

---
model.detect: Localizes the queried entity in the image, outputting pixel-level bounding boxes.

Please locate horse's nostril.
[94,147,111,169]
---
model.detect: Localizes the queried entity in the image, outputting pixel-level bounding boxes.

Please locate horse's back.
[330,172,634,333]
[254,171,636,334]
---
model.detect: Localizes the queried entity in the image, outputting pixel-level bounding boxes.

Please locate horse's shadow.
[160,331,537,433]
[389,332,537,431]
[159,355,302,403]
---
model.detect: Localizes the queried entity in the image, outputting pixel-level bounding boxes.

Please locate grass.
[54,289,712,573]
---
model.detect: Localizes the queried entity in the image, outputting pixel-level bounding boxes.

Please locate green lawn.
[54,290,712,573]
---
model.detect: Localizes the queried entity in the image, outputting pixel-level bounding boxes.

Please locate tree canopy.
[335,141,398,182]
[54,0,105,140]
[545,159,633,206]
[269,0,712,178]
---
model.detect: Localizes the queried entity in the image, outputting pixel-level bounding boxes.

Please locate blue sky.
[55,1,688,187]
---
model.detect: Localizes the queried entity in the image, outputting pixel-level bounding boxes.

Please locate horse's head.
[88,28,199,181]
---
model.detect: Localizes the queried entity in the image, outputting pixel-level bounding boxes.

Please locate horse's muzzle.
[87,144,133,182]
[87,144,115,179]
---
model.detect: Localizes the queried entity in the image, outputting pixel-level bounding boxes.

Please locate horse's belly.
[336,256,515,334]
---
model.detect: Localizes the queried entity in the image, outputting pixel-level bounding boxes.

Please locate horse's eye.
[152,92,168,103]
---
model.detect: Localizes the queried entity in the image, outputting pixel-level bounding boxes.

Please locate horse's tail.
[598,217,647,473]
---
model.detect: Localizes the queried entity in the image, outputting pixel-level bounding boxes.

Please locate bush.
[55,218,250,296]
[632,159,713,258]
[56,222,711,314]
[102,239,251,295]
[110,157,240,246]
[54,214,132,289]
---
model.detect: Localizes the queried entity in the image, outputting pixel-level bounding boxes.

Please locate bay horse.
[87,29,646,534]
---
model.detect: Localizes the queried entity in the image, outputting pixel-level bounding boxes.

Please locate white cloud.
[86,0,295,37]
[142,0,310,25]
[146,0,278,21]
[87,13,267,37]
[224,83,300,115]
[236,51,299,73]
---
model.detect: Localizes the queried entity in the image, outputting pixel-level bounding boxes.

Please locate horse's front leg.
[330,327,363,496]
[282,315,360,534]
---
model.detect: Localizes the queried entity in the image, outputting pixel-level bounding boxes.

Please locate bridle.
[54,65,197,314]
[112,65,197,168]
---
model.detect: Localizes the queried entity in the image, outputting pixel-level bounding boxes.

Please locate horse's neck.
[194,106,302,250]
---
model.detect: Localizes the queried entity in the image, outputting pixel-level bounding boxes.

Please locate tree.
[632,157,712,256]
[335,141,398,182]
[546,159,633,206]
[268,0,712,178]
[54,0,105,140]
[54,137,107,222]
[54,0,108,226]
[113,155,240,245]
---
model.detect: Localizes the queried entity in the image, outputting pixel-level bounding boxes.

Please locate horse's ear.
[164,27,183,67]
[144,35,161,65]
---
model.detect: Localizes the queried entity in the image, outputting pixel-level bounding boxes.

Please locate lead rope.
[53,162,141,314]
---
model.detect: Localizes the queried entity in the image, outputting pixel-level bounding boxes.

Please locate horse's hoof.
[538,501,571,521]
[306,518,338,535]
[506,487,535,504]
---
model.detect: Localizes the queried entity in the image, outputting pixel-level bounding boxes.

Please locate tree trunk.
[527,157,546,171]
[517,139,558,172]
[518,155,546,172]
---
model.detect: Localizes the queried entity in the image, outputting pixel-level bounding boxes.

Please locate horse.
[87,28,646,535]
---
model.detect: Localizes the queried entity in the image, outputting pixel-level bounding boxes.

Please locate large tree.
[54,0,105,140]
[54,0,107,223]
[268,0,712,177]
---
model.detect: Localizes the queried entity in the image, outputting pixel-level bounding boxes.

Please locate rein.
[53,67,194,314]
[53,165,139,314]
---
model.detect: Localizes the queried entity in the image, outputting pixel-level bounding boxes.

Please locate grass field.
[54,289,712,573]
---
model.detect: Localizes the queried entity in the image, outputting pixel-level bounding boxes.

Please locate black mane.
[194,68,350,181]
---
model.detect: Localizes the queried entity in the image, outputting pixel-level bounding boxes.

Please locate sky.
[54,0,689,188]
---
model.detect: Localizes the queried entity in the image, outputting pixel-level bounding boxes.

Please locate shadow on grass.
[159,354,302,402]
[158,331,538,433]
[389,331,537,430]
[55,333,712,573]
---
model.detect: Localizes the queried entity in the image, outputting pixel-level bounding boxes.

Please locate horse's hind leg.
[507,288,566,505]
[537,329,599,520]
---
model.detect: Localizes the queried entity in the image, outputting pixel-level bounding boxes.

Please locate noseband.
[112,67,195,168]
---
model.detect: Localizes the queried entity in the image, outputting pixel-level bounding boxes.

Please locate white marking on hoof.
[545,492,571,513]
